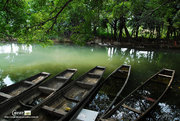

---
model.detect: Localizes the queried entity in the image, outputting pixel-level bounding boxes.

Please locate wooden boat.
[71,65,131,120]
[0,69,77,118]
[0,72,50,105]
[100,68,175,121]
[24,66,105,121]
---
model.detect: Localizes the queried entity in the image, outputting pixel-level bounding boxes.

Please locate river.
[0,43,180,120]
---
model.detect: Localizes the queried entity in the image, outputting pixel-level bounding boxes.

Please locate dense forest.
[0,0,179,45]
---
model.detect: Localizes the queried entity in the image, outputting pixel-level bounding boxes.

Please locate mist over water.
[0,43,180,120]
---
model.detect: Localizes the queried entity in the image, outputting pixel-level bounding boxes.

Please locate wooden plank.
[38,86,55,94]
[164,69,173,72]
[88,73,101,77]
[42,105,54,112]
[63,95,79,103]
[76,81,93,89]
[56,76,68,80]
[41,72,50,75]
[118,70,129,73]
[24,81,34,85]
[67,69,77,72]
[96,66,105,69]
[122,104,142,114]
[54,109,67,117]
[0,92,12,99]
[158,74,171,78]
[42,105,65,117]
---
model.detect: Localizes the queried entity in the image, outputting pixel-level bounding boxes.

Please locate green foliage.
[0,0,179,45]
[113,1,130,19]
[70,33,93,45]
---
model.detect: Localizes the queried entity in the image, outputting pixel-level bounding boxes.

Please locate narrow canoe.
[104,65,131,114]
[71,65,131,120]
[100,68,175,121]
[0,72,50,105]
[0,69,77,118]
[23,66,105,121]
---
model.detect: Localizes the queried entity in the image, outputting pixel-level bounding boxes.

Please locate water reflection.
[88,93,112,115]
[107,47,114,59]
[0,43,32,63]
[145,102,180,120]
[0,43,32,54]
[3,75,13,86]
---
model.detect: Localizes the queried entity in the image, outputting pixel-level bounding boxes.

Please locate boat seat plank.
[158,74,171,78]
[76,81,93,89]
[38,86,56,94]
[88,73,101,77]
[41,72,50,75]
[42,105,65,117]
[63,95,79,103]
[56,76,68,80]
[67,69,77,72]
[164,69,173,72]
[24,81,35,85]
[122,104,142,114]
[0,92,12,99]
[118,70,129,73]
[96,66,105,69]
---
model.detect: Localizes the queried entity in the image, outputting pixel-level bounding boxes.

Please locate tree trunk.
[110,26,113,39]
[106,24,109,34]
[131,29,135,37]
[166,18,172,39]
[113,19,118,40]
[166,27,170,39]
[119,26,123,41]
[124,24,130,40]
[118,17,124,41]
[93,26,97,35]
[156,26,161,39]
[135,26,139,39]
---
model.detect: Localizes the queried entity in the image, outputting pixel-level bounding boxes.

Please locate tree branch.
[27,0,73,33]
[139,1,169,23]
[47,0,73,33]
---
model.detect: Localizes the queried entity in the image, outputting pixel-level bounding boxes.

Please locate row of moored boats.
[0,65,175,121]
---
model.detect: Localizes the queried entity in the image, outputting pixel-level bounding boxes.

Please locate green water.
[0,43,180,120]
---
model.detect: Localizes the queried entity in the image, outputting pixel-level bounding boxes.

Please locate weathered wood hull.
[100,68,175,121]
[0,72,51,106]
[23,66,106,121]
[70,65,131,121]
[0,69,77,119]
[102,65,131,114]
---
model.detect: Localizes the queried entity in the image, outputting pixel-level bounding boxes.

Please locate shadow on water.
[0,43,180,120]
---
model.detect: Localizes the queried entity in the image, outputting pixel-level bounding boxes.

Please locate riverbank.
[1,37,179,50]
[54,37,180,50]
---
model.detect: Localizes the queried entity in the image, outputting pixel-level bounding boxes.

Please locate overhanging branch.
[28,0,73,32]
